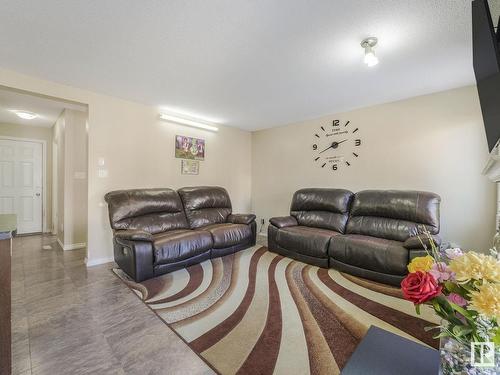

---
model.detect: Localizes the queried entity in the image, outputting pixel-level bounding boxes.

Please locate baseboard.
[85,256,114,267]
[57,238,86,251]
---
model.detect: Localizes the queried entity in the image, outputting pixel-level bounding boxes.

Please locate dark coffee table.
[341,325,440,375]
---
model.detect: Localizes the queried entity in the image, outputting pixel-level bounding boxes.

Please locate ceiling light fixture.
[159,112,219,132]
[361,37,379,67]
[10,110,39,120]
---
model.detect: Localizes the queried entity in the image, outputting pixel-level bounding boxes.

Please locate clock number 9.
[332,164,338,171]
[313,144,317,150]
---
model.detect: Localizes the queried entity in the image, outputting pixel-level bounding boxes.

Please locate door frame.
[0,136,48,233]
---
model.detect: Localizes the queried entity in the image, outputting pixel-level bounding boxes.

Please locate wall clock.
[312,119,362,171]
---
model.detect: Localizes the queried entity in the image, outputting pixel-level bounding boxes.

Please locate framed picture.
[175,135,205,160]
[181,159,199,175]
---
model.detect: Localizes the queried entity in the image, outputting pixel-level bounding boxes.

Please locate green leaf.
[493,329,500,346]
[451,325,473,337]
[415,304,421,315]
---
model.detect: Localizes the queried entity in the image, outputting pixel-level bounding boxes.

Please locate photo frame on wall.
[175,135,205,160]
[181,159,199,175]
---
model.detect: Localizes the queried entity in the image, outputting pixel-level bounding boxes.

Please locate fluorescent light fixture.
[361,37,379,67]
[10,110,39,120]
[159,112,219,132]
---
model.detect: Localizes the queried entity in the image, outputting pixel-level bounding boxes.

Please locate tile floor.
[10,234,214,375]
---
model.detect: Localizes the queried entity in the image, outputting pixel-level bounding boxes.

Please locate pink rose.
[447,293,467,307]
[445,248,463,260]
[429,262,454,282]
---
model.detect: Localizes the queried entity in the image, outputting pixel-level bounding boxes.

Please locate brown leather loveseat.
[268,188,441,286]
[105,186,256,282]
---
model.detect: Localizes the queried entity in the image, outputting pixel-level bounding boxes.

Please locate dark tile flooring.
[11,234,214,375]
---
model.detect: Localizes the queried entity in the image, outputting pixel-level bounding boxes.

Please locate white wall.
[53,109,88,249]
[52,112,65,244]
[0,67,252,265]
[1,67,494,260]
[252,86,496,252]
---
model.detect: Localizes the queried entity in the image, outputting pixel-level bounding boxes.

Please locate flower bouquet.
[400,231,500,374]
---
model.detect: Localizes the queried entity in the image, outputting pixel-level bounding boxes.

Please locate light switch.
[98,169,108,178]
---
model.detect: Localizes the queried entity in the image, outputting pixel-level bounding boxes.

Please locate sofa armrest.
[227,214,256,225]
[403,234,442,250]
[269,216,298,229]
[114,229,154,242]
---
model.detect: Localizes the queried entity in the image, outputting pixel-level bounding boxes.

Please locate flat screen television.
[472,0,500,152]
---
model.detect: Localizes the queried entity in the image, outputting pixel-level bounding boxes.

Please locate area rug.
[113,246,440,375]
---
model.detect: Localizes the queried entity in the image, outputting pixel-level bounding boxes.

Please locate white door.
[0,139,43,234]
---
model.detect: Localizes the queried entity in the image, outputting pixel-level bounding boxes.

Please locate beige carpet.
[113,246,439,375]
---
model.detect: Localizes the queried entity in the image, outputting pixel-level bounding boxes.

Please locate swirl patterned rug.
[113,245,439,374]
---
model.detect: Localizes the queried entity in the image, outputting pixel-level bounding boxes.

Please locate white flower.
[445,247,463,260]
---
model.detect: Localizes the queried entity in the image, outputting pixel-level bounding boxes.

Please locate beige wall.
[53,113,65,244]
[252,86,496,252]
[0,67,252,265]
[0,122,53,232]
[63,109,88,246]
[52,109,88,248]
[2,67,493,261]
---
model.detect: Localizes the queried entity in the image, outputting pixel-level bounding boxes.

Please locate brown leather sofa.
[105,186,256,282]
[268,189,441,286]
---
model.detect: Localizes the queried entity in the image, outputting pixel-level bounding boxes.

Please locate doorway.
[0,138,44,234]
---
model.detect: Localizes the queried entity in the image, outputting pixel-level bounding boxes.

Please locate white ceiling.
[0,87,87,128]
[0,0,478,130]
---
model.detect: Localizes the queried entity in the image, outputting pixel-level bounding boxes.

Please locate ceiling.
[0,87,87,128]
[0,0,477,130]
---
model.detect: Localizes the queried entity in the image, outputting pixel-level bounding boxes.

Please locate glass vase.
[439,336,499,375]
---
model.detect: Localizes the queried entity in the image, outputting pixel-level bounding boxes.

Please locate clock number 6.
[332,164,338,171]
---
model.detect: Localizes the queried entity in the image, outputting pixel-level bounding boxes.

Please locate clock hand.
[319,145,334,154]
[319,139,348,154]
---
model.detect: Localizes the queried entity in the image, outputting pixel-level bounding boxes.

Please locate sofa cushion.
[104,188,189,234]
[290,188,354,233]
[276,226,340,258]
[153,230,213,265]
[178,186,232,229]
[346,190,441,241]
[329,234,409,276]
[203,223,252,249]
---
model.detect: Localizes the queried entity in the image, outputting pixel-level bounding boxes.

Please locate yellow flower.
[408,255,434,273]
[449,251,500,283]
[470,282,500,320]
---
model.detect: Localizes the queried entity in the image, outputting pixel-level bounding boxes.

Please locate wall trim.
[85,256,114,267]
[57,238,86,251]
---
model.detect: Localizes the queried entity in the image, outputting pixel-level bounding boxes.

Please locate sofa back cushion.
[346,190,441,241]
[104,188,189,234]
[178,186,232,229]
[290,188,354,233]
